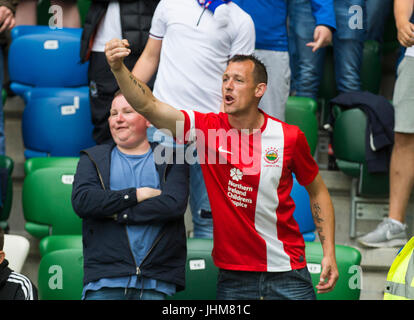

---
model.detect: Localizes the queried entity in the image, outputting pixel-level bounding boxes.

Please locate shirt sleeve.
[149,0,166,40]
[292,129,319,186]
[229,11,256,57]
[310,0,337,30]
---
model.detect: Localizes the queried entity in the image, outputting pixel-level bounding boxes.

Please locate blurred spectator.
[0,1,18,156]
[15,0,81,27]
[288,0,365,101]
[233,0,335,121]
[130,0,255,238]
[358,0,414,248]
[80,0,159,145]
[71,92,189,300]
[0,227,38,300]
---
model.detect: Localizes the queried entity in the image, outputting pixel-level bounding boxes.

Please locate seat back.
[23,166,82,239]
[285,97,319,156]
[168,238,218,300]
[8,25,88,96]
[3,234,30,273]
[305,242,362,300]
[38,248,83,300]
[21,87,95,158]
[39,235,83,257]
[24,157,79,176]
[0,156,14,230]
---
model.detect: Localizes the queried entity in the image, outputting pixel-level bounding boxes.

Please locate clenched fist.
[105,38,131,71]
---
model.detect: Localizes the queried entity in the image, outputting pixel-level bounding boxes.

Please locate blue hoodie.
[233,0,336,51]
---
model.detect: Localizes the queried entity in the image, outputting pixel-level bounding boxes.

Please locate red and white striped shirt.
[180,109,319,272]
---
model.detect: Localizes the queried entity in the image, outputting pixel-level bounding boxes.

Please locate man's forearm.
[111,63,157,119]
[394,0,414,28]
[310,194,335,256]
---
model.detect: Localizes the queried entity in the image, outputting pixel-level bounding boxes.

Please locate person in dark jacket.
[0,228,38,300]
[71,92,189,300]
[80,0,160,144]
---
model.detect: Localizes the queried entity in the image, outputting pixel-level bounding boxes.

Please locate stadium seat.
[168,238,218,300]
[3,234,30,273]
[305,242,362,300]
[361,40,382,95]
[285,96,319,156]
[317,40,381,125]
[0,156,14,231]
[332,108,389,238]
[21,87,95,158]
[291,176,316,242]
[22,165,82,239]
[38,248,83,300]
[24,156,79,176]
[8,25,88,97]
[169,239,361,300]
[39,234,82,257]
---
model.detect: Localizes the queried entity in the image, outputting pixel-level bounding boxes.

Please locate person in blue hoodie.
[233,0,336,121]
[71,92,189,300]
[288,0,365,101]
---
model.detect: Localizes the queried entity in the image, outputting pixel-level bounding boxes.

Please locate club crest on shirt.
[264,147,279,165]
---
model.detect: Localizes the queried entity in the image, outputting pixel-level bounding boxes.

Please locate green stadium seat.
[285,96,319,156]
[305,242,362,300]
[22,165,82,239]
[0,156,14,231]
[361,40,382,95]
[317,40,381,125]
[39,234,82,257]
[333,108,389,238]
[168,238,218,300]
[24,157,79,176]
[38,248,83,300]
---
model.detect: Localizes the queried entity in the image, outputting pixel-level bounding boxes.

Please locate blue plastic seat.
[21,87,95,157]
[8,26,88,97]
[291,176,316,242]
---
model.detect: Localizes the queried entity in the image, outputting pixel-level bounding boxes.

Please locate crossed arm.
[105,38,184,137]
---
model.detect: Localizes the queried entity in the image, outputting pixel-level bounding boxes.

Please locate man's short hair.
[228,54,268,85]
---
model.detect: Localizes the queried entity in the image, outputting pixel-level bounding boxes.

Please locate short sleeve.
[292,129,319,186]
[149,0,167,40]
[229,11,255,57]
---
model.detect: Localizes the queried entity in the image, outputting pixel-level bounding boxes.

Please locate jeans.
[365,0,393,42]
[84,287,166,300]
[147,126,213,239]
[288,0,366,100]
[216,268,316,300]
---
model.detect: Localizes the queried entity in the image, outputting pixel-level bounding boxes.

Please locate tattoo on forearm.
[312,203,326,244]
[129,74,146,95]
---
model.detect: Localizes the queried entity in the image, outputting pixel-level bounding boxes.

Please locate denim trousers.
[147,126,213,239]
[288,0,365,100]
[216,268,316,300]
[84,287,166,300]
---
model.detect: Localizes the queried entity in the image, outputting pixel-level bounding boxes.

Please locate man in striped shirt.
[0,228,37,300]
[105,40,339,299]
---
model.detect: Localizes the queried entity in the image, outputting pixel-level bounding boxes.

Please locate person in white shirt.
[131,0,255,238]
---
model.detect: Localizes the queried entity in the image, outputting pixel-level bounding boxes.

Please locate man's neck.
[228,109,265,133]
